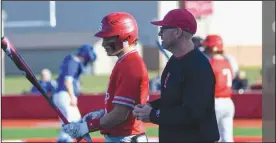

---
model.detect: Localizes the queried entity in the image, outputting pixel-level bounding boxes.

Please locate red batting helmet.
[202,35,223,52]
[94,12,138,46]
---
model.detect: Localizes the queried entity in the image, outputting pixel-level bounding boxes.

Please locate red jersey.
[209,56,234,98]
[101,50,149,136]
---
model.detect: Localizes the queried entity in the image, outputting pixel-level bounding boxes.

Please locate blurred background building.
[1,1,263,94]
[2,1,262,74]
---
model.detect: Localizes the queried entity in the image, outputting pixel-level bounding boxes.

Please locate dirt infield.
[2,119,160,128]
[2,136,262,142]
[2,137,159,142]
[2,119,261,128]
[2,119,262,142]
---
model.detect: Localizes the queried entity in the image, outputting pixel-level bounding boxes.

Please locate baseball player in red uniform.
[62,12,149,142]
[202,35,235,142]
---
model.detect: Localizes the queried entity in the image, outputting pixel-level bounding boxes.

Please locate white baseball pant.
[53,91,82,142]
[215,98,235,142]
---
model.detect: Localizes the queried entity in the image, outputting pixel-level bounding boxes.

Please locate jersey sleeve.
[112,68,141,109]
[228,62,235,80]
[225,55,239,77]
[61,59,79,81]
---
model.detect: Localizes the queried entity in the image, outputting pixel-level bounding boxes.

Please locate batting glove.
[62,122,89,139]
[62,109,106,135]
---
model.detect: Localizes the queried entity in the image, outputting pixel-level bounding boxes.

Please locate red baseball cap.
[151,9,197,34]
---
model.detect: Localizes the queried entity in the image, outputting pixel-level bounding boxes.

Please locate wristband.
[87,118,101,132]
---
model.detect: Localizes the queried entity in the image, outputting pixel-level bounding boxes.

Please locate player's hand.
[134,103,151,109]
[70,96,78,106]
[133,104,152,122]
[133,103,152,117]
[137,104,145,108]
[133,104,144,119]
[62,122,89,138]
[146,103,152,107]
[133,104,149,119]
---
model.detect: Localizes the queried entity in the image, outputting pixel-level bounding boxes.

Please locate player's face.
[158,26,179,51]
[102,36,118,56]
[41,70,51,82]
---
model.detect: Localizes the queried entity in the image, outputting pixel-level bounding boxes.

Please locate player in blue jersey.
[52,44,97,142]
[30,68,57,97]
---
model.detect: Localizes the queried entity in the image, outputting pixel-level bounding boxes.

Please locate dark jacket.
[232,77,248,90]
[149,49,220,142]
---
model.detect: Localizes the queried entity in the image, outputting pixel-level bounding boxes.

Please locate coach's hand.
[133,104,152,123]
[63,122,89,138]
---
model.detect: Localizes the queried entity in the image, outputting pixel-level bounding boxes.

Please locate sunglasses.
[160,26,192,34]
[160,26,178,32]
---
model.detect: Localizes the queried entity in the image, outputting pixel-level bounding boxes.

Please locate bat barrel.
[1,38,92,142]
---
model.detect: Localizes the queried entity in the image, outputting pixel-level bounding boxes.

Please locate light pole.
[1,9,7,95]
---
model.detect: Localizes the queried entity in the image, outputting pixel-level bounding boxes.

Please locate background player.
[192,36,205,52]
[192,36,210,58]
[197,35,239,78]
[224,52,239,78]
[62,12,149,142]
[29,68,57,97]
[202,35,235,142]
[52,44,97,142]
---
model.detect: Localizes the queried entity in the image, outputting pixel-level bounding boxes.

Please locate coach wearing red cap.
[133,9,220,142]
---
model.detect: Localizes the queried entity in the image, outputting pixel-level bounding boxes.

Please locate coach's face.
[102,36,118,56]
[158,26,179,51]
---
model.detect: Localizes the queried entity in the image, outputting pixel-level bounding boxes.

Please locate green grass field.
[3,66,261,95]
[2,66,263,142]
[2,126,262,140]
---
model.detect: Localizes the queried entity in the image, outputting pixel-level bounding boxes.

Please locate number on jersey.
[222,68,232,87]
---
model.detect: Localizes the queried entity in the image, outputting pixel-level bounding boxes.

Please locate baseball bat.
[1,37,92,142]
[155,40,170,60]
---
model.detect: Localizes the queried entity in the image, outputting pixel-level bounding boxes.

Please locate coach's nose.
[158,30,162,37]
